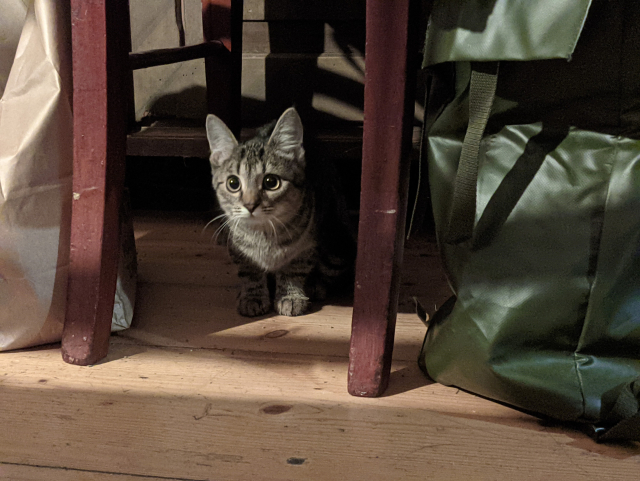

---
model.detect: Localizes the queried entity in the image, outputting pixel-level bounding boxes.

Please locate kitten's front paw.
[276,295,309,317]
[237,295,271,317]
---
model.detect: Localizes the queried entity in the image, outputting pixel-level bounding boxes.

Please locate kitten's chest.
[231,227,316,272]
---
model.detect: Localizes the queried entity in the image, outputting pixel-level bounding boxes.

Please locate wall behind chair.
[129,0,367,127]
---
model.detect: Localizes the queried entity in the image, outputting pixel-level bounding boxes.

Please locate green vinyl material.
[424,121,640,426]
[420,0,640,440]
[423,0,593,66]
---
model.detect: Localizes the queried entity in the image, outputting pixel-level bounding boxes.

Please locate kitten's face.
[206,108,306,231]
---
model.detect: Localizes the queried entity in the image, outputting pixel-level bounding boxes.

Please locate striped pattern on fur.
[206,108,355,317]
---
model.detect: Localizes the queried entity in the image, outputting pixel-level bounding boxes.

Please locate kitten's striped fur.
[206,108,355,317]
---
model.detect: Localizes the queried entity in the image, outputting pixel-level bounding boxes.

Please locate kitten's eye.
[262,174,281,191]
[226,175,241,192]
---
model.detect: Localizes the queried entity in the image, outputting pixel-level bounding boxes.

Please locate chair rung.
[129,41,229,70]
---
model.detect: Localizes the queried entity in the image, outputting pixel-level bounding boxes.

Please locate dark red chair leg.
[348,0,420,397]
[61,0,130,365]
[202,0,243,137]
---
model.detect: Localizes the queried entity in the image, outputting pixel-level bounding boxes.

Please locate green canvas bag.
[419,0,640,441]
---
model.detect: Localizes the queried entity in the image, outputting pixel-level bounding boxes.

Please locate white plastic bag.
[0,0,135,350]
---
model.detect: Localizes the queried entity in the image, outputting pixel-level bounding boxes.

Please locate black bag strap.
[445,62,499,244]
[594,378,640,442]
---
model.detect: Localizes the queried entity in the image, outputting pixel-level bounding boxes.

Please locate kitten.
[205,108,355,317]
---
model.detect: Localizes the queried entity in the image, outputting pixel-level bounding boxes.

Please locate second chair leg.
[61,0,130,366]
[348,0,420,397]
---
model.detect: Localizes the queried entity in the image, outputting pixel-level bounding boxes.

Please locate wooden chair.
[63,0,421,400]
[61,0,243,365]
[348,0,420,397]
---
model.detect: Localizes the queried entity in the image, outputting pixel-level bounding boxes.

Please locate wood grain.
[1,344,639,481]
[122,212,449,362]
[3,212,639,480]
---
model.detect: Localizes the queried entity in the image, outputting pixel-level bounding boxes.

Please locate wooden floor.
[1,212,639,481]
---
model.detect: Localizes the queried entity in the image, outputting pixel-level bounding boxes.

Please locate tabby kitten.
[206,108,355,317]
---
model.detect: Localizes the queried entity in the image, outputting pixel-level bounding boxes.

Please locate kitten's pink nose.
[244,202,259,213]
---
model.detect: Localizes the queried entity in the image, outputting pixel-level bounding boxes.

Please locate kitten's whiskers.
[232,217,242,235]
[202,213,228,236]
[268,219,278,243]
[212,216,235,243]
[272,215,293,240]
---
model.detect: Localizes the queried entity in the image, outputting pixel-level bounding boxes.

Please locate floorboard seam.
[0,462,209,481]
[111,336,354,361]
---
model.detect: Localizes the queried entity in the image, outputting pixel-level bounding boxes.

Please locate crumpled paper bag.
[0,0,136,351]
[0,0,27,97]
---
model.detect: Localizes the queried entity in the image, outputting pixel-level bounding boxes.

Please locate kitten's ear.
[268,107,304,161]
[206,114,238,167]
